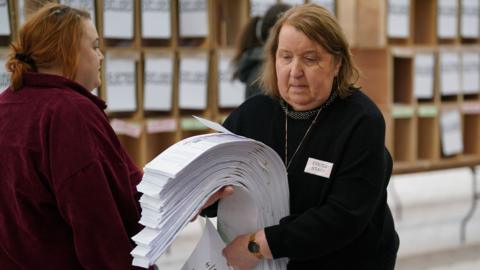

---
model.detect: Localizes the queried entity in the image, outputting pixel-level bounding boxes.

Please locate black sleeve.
[264,112,388,260]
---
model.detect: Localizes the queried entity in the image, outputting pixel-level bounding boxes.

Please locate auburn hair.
[6,3,90,90]
[260,3,360,99]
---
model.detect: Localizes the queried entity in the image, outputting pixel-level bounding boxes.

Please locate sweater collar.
[22,72,107,110]
[279,89,338,120]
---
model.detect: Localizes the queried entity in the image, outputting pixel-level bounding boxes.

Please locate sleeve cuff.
[264,224,288,259]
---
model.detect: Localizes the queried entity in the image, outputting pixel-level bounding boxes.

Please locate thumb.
[219,185,235,198]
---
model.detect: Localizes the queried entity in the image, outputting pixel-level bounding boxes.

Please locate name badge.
[304,158,333,179]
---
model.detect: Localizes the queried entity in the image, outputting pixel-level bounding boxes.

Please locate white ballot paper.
[439,52,461,96]
[440,109,463,156]
[60,0,96,24]
[309,0,335,15]
[311,0,335,14]
[281,0,304,6]
[461,52,480,95]
[250,0,276,17]
[131,117,289,270]
[0,1,11,35]
[181,219,230,270]
[179,0,208,37]
[17,0,25,28]
[144,55,173,111]
[414,53,435,99]
[103,0,134,39]
[218,54,245,108]
[105,56,137,112]
[0,58,8,93]
[437,0,458,39]
[387,0,410,38]
[179,55,208,109]
[461,0,479,38]
[141,0,171,38]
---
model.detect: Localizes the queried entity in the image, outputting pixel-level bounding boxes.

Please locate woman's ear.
[334,58,342,76]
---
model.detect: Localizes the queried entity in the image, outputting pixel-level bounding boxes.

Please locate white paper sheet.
[461,52,480,94]
[414,53,435,99]
[193,116,233,134]
[141,0,171,38]
[144,56,173,111]
[110,119,142,138]
[60,0,96,24]
[437,0,458,38]
[17,0,25,27]
[439,52,461,96]
[387,0,410,38]
[281,0,304,6]
[179,55,208,109]
[250,0,276,17]
[103,0,134,39]
[179,0,208,37]
[217,186,258,243]
[181,219,230,270]
[146,118,177,133]
[310,0,335,14]
[440,109,463,156]
[131,126,290,269]
[0,0,10,35]
[461,0,479,38]
[105,57,137,112]
[0,58,8,93]
[218,56,245,108]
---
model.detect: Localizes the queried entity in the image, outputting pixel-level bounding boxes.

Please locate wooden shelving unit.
[352,0,480,175]
[2,0,480,175]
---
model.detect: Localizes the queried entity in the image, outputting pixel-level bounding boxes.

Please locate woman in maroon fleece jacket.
[0,3,146,269]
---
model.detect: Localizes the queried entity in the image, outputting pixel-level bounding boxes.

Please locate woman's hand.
[223,230,272,270]
[191,186,234,222]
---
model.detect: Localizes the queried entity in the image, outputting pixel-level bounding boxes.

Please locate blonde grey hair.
[259,3,359,99]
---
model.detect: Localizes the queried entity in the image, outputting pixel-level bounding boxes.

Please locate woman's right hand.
[191,186,235,222]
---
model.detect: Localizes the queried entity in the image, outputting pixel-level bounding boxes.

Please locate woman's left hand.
[223,230,272,270]
[223,234,258,270]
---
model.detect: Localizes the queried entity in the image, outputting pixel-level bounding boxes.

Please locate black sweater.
[222,90,399,269]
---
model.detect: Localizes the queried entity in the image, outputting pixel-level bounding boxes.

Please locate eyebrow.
[277,48,319,55]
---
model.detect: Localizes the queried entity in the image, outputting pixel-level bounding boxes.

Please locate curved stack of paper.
[130,131,289,269]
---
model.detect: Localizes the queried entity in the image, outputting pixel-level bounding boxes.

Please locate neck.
[284,107,322,170]
[37,67,64,77]
[290,100,326,112]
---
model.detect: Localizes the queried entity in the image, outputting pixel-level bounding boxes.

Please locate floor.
[151,167,480,270]
[395,244,480,270]
[153,220,480,270]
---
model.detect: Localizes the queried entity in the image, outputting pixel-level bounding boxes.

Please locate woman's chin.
[288,100,311,111]
[92,80,101,91]
[288,97,324,111]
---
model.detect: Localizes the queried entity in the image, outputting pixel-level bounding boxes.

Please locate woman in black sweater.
[208,3,399,269]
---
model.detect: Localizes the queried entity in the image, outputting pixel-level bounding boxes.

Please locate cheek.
[276,65,289,83]
[87,51,98,62]
[307,70,334,93]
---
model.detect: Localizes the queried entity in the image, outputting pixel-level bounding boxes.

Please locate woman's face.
[75,19,103,91]
[275,24,340,111]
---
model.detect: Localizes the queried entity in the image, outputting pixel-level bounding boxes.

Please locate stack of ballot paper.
[131,118,289,269]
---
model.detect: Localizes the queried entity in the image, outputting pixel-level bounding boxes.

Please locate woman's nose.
[290,59,303,78]
[97,49,104,60]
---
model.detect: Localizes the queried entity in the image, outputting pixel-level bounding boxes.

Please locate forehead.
[277,24,322,52]
[81,19,98,39]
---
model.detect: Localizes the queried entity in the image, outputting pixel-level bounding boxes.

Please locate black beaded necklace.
[280,90,338,170]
